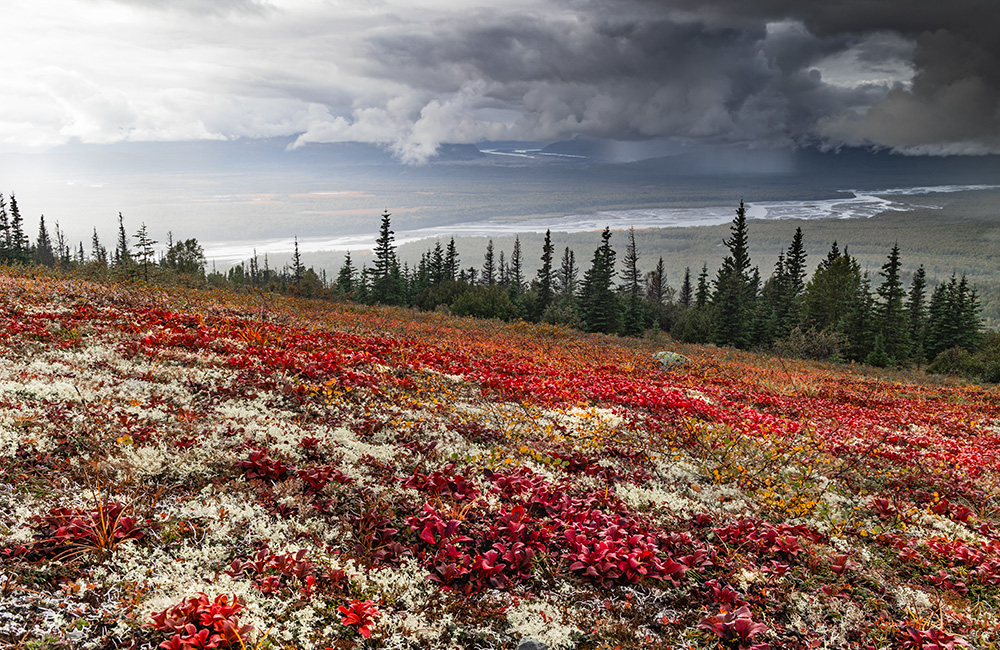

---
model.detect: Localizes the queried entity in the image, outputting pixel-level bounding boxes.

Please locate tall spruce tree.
[774,227,807,337]
[445,238,459,282]
[712,202,758,349]
[115,212,132,270]
[482,240,496,286]
[34,215,55,267]
[556,246,577,295]
[695,263,710,308]
[371,210,402,304]
[133,223,157,281]
[291,237,304,285]
[647,256,667,305]
[678,267,693,308]
[337,252,357,295]
[8,194,27,263]
[906,266,927,361]
[620,228,643,337]
[0,194,8,261]
[509,237,525,294]
[578,227,621,334]
[801,244,866,354]
[534,229,556,318]
[873,243,910,363]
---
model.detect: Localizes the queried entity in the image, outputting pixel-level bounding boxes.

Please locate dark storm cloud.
[649,0,1000,152]
[340,0,999,157]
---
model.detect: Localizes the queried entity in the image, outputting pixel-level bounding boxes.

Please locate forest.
[1,192,996,382]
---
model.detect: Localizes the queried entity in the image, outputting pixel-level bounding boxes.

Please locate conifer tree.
[431,241,445,285]
[371,210,402,304]
[535,229,555,315]
[482,240,496,286]
[873,243,910,364]
[115,212,132,269]
[646,256,667,305]
[678,267,693,308]
[497,250,508,287]
[620,228,643,337]
[291,237,304,285]
[785,227,807,298]
[54,221,70,265]
[906,266,927,361]
[91,228,107,266]
[695,263,710,308]
[801,242,859,333]
[8,194,27,263]
[845,271,875,362]
[34,215,55,267]
[772,227,807,337]
[556,246,577,296]
[578,227,621,334]
[445,238,459,282]
[0,194,8,261]
[712,202,758,349]
[509,237,524,294]
[133,222,157,281]
[337,252,357,295]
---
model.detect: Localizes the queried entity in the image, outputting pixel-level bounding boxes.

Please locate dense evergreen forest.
[2,193,997,381]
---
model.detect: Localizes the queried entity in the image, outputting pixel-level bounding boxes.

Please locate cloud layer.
[2,0,997,161]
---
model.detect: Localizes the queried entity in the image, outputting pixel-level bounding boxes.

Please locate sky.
[1,0,998,163]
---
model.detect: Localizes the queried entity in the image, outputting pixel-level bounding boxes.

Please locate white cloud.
[0,0,996,160]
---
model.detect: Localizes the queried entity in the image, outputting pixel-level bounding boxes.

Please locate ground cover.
[1,268,999,649]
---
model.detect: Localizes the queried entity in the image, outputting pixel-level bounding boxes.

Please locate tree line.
[1,195,994,377]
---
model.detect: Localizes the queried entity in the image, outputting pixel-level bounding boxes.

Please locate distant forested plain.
[292,188,1000,326]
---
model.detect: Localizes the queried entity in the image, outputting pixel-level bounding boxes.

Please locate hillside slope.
[1,270,999,650]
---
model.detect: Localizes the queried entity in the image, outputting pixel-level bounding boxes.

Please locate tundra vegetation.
[0,262,999,649]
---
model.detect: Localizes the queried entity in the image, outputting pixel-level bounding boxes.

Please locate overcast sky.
[2,0,998,162]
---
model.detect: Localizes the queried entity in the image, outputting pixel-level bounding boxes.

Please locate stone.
[515,640,549,650]
[654,350,689,370]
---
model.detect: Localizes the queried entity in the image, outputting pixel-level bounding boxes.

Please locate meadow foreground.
[1,270,999,649]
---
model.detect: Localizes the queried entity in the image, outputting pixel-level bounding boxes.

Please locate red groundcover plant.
[147,594,253,649]
[699,605,769,650]
[337,599,381,639]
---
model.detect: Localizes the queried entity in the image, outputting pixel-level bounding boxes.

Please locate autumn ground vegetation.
[1,266,999,649]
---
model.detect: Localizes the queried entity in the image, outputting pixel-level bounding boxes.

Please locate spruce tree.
[431,241,445,285]
[556,246,577,296]
[509,237,524,294]
[337,252,357,295]
[874,243,910,363]
[620,228,643,337]
[775,227,807,337]
[8,194,27,263]
[91,228,107,265]
[695,263,710,308]
[646,256,667,305]
[678,267,693,308]
[34,215,55,266]
[0,194,9,262]
[291,237,304,285]
[785,227,807,298]
[445,238,459,282]
[497,251,508,288]
[712,202,758,349]
[578,227,621,334]
[115,212,132,270]
[482,240,496,286]
[906,266,927,360]
[535,229,555,315]
[371,210,402,305]
[133,222,157,281]
[801,243,859,334]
